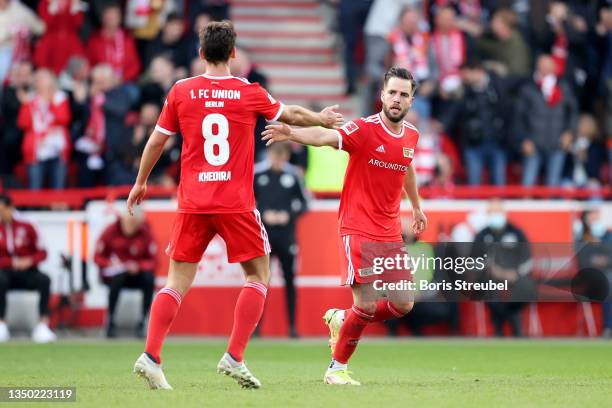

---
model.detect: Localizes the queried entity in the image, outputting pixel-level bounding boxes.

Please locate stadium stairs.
[231,0,360,119]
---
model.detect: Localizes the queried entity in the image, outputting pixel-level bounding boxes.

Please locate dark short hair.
[199,20,236,64]
[383,67,417,94]
[0,194,13,207]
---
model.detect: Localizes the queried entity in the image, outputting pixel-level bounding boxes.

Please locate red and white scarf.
[537,74,562,107]
[104,30,125,79]
[84,94,106,150]
[30,93,66,161]
[551,32,568,76]
[433,29,465,80]
[389,29,430,81]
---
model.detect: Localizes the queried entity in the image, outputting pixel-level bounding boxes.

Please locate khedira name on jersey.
[190,89,241,107]
[198,171,231,182]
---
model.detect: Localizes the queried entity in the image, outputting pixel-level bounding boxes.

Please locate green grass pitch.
[1,339,611,407]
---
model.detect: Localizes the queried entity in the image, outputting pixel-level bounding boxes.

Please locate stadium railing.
[5,185,610,209]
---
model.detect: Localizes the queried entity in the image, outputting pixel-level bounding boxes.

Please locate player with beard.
[262,67,427,385]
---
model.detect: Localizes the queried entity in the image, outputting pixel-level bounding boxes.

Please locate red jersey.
[156,74,283,214]
[335,113,419,240]
[0,216,47,269]
[94,220,158,277]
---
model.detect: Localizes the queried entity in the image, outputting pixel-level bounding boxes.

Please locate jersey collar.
[201,74,235,80]
[378,113,404,138]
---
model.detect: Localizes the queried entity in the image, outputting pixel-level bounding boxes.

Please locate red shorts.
[166,210,271,263]
[339,234,411,286]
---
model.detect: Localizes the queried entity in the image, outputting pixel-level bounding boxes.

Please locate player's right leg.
[133,259,198,390]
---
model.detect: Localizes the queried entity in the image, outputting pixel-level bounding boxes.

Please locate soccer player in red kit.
[127,21,343,390]
[263,67,427,385]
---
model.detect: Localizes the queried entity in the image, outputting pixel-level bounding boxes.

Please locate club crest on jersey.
[403,148,414,158]
[341,121,359,135]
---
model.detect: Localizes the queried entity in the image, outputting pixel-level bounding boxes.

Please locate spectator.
[0,195,56,343]
[472,8,532,78]
[516,54,578,186]
[430,6,466,98]
[254,142,309,338]
[536,2,594,110]
[87,2,141,82]
[0,0,44,84]
[17,69,71,190]
[230,47,271,162]
[94,206,157,338]
[33,0,85,74]
[73,64,113,187]
[387,6,435,118]
[570,114,607,187]
[139,54,176,107]
[144,12,190,71]
[473,199,533,337]
[113,102,179,187]
[574,209,612,337]
[188,12,211,59]
[0,61,32,188]
[58,56,90,150]
[338,0,374,95]
[453,60,510,185]
[363,0,420,114]
[408,111,457,186]
[125,0,176,58]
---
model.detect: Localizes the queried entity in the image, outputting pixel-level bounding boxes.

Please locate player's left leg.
[134,260,198,390]
[324,282,377,386]
[214,211,271,389]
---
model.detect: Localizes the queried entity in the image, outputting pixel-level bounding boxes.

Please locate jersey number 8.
[202,113,230,166]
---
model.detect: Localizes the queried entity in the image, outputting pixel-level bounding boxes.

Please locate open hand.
[262,123,292,146]
[320,104,344,129]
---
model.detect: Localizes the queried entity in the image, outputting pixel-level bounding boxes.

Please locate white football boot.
[217,352,262,389]
[133,353,173,390]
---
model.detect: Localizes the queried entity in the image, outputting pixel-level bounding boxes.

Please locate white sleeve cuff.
[155,125,176,136]
[334,129,343,150]
[269,103,285,122]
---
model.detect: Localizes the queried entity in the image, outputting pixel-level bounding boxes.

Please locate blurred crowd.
[334,0,612,188]
[0,0,231,190]
[1,0,612,191]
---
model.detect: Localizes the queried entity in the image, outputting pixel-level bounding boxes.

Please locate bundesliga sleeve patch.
[341,121,359,135]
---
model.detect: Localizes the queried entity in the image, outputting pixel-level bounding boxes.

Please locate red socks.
[227,281,268,362]
[144,287,182,363]
[371,299,405,322]
[333,305,373,364]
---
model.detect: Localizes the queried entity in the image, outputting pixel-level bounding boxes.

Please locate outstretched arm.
[261,123,340,148]
[278,104,343,129]
[127,130,169,214]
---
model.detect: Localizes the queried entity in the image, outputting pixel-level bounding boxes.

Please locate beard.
[382,104,408,123]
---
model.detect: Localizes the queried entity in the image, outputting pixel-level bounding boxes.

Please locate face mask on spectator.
[590,221,608,239]
[488,213,507,230]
